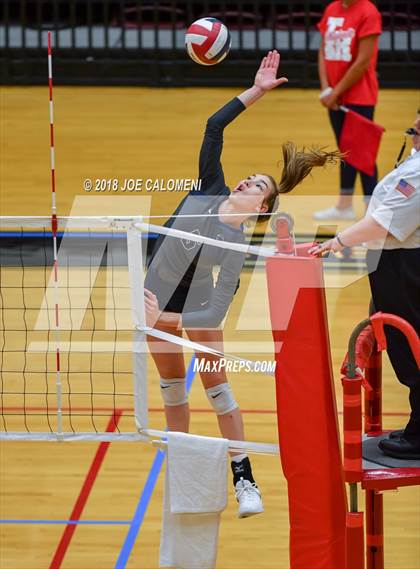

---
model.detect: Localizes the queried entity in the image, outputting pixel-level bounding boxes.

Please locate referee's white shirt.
[365,149,420,249]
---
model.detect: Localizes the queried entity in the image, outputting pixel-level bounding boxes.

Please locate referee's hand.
[309,238,343,256]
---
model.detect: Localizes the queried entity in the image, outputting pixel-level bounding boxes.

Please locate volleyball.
[185,18,231,66]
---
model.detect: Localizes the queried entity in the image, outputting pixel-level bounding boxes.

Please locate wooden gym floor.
[0,86,419,568]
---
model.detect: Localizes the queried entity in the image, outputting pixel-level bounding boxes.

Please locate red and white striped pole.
[48,31,62,435]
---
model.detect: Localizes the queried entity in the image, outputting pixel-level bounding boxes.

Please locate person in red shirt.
[314,0,382,220]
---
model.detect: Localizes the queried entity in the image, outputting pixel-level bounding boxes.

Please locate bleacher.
[1,0,419,86]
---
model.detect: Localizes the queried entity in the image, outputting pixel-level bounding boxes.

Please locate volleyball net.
[0,216,146,440]
[0,215,279,453]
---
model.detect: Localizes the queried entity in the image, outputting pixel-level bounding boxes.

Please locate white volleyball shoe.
[235,477,264,518]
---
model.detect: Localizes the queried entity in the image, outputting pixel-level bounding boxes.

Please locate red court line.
[48,410,123,569]
[1,405,410,416]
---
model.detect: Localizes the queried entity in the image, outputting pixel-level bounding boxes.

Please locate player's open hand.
[254,50,288,91]
[144,289,162,327]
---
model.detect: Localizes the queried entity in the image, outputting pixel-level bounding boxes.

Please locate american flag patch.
[395,178,416,198]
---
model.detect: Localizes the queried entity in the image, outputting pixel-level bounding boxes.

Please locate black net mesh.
[0,226,138,435]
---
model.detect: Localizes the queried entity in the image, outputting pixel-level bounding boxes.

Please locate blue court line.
[1,520,131,525]
[114,356,197,569]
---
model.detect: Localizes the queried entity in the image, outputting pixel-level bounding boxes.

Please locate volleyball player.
[144,50,341,516]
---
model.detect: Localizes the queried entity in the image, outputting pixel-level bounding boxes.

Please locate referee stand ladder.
[341,312,420,569]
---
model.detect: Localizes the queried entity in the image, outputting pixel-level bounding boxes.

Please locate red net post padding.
[342,375,363,483]
[266,255,347,569]
[340,324,383,434]
[346,512,365,569]
[365,349,382,434]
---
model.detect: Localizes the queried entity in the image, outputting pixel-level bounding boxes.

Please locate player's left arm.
[179,249,245,329]
[145,249,245,329]
[322,35,379,109]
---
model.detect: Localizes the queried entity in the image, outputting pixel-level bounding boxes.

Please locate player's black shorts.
[144,266,213,314]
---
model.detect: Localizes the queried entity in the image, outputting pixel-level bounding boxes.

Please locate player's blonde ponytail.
[278,141,343,194]
[255,142,343,223]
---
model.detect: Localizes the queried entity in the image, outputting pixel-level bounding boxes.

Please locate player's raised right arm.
[198,51,287,193]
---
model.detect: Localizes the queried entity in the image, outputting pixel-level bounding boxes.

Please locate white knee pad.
[160,378,187,406]
[206,383,238,415]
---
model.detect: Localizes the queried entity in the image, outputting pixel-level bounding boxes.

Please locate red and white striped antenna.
[48,31,63,435]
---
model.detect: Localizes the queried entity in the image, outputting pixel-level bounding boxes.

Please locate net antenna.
[47,31,63,436]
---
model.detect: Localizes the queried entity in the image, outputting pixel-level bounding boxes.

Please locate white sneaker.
[313,206,356,221]
[235,477,264,518]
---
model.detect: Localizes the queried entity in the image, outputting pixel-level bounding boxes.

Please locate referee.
[310,110,420,460]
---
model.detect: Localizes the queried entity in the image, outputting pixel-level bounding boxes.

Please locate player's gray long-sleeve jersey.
[147,97,248,328]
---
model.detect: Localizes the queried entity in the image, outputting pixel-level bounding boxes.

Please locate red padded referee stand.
[266,247,347,569]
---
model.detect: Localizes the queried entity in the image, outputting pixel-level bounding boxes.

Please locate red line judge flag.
[339,108,385,176]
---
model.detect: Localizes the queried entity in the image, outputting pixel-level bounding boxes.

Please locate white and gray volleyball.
[185,18,231,66]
